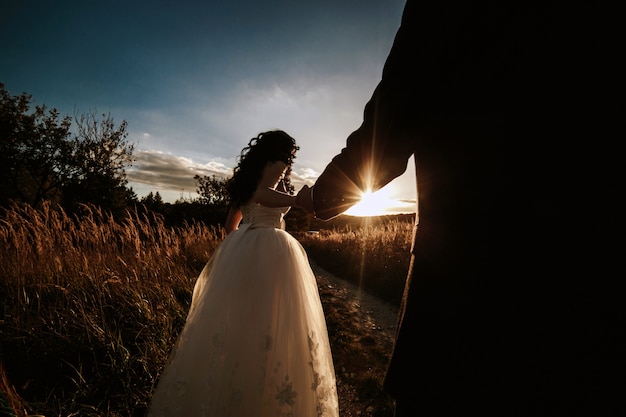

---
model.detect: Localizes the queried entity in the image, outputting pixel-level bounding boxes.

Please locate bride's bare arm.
[224,206,243,234]
[253,161,298,208]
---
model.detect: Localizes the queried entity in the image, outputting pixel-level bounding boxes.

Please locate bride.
[146,130,338,417]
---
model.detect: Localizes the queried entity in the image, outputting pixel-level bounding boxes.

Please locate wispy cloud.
[126,149,232,195]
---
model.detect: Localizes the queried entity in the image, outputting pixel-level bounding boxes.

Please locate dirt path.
[310,261,400,416]
[311,261,400,338]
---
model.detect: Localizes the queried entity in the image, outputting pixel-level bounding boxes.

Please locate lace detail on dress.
[148,327,338,416]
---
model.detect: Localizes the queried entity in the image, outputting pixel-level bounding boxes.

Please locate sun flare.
[344,186,398,217]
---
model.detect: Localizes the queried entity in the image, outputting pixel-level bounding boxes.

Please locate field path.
[310,260,401,416]
[311,261,400,338]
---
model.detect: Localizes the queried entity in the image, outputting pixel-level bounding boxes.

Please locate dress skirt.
[146,223,339,417]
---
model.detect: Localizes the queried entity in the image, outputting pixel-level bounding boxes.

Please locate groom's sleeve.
[311,0,424,220]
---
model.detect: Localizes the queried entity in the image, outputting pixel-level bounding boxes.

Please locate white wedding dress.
[147,203,339,417]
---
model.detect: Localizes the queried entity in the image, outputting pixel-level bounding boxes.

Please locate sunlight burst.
[345,186,397,217]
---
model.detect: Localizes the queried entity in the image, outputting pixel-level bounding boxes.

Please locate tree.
[193,174,230,225]
[141,191,164,208]
[62,111,136,214]
[194,174,229,206]
[0,83,72,207]
[0,83,136,213]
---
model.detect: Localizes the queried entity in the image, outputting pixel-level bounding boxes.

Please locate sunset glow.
[344,186,399,217]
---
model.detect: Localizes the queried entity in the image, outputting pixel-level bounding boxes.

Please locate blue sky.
[1,0,415,214]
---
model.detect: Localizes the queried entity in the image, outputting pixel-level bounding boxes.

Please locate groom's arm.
[310,0,424,220]
[310,0,543,220]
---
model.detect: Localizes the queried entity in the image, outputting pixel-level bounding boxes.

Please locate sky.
[1,0,416,215]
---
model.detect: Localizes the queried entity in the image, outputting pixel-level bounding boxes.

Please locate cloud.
[126,149,232,195]
[295,167,320,183]
[187,72,379,170]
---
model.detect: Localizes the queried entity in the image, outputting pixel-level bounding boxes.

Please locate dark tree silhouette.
[194,174,229,207]
[0,83,72,207]
[193,174,230,226]
[61,110,136,215]
[0,83,137,214]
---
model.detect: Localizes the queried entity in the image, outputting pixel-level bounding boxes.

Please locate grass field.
[0,202,412,416]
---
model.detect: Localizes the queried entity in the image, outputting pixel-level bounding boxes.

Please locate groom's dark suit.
[310,1,620,415]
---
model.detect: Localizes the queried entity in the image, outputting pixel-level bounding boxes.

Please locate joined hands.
[295,185,314,214]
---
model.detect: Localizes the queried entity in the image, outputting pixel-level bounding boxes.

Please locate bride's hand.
[295,185,314,213]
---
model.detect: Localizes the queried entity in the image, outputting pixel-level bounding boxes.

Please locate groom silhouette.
[298,1,621,415]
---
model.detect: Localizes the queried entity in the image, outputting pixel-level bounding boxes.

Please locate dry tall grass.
[0,202,223,416]
[0,204,412,416]
[297,217,413,305]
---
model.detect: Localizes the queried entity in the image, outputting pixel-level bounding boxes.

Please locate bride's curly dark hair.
[226,130,299,208]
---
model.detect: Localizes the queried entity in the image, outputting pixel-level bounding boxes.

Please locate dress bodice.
[240,203,290,230]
